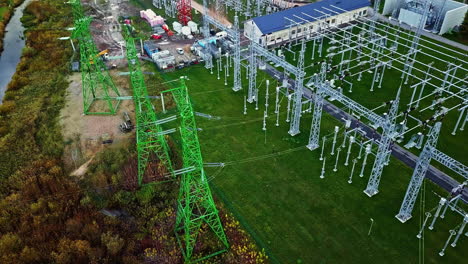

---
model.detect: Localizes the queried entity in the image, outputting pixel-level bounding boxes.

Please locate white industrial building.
[383,0,468,35]
[244,0,371,47]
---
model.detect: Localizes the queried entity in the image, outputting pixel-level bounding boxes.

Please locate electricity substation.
[69,0,468,262]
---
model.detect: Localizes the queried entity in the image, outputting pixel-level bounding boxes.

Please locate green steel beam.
[171,80,229,262]
[123,28,174,185]
[69,0,84,19]
[70,0,121,115]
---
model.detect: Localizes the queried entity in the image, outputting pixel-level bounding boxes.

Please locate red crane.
[177,0,192,26]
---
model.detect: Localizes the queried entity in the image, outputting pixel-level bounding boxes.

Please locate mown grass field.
[278,23,468,183]
[160,64,467,263]
[130,1,467,262]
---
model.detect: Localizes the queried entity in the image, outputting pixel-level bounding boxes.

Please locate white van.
[215,31,228,39]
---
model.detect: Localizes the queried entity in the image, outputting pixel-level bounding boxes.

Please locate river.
[0,0,32,103]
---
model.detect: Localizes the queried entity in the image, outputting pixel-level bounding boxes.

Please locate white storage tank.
[188,21,198,33]
[181,26,191,36]
[172,22,183,34]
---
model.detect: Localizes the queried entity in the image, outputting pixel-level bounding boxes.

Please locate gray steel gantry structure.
[202,0,242,91]
[397,122,468,223]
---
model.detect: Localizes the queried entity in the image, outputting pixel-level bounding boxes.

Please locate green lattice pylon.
[172,80,229,262]
[70,1,121,115]
[124,29,174,185]
[69,0,84,19]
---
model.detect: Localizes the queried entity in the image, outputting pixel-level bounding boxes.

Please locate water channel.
[0,0,33,103]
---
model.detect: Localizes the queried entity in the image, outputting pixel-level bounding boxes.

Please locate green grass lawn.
[158,65,467,263]
[130,2,467,262]
[278,23,468,183]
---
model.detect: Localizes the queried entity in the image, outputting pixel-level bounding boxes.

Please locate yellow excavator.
[89,49,109,64]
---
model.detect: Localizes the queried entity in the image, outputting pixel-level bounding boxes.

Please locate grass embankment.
[0,0,24,53]
[162,61,467,263]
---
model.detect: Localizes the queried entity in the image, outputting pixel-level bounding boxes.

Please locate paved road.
[259,62,468,203]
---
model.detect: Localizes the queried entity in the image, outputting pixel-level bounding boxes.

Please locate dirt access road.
[191,0,232,26]
[60,73,135,172]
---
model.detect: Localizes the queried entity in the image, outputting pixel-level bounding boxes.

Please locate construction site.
[62,0,468,262]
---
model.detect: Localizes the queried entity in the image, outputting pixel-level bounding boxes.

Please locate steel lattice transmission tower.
[177,0,192,25]
[364,96,400,197]
[247,43,258,103]
[289,39,306,136]
[256,0,262,16]
[402,0,432,80]
[173,80,229,262]
[373,0,381,13]
[307,63,328,150]
[396,122,442,223]
[70,0,83,19]
[232,15,242,92]
[124,28,174,185]
[70,0,121,115]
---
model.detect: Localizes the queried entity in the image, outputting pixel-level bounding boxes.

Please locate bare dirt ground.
[60,72,135,172]
[70,154,95,178]
[61,1,144,173]
[85,0,141,67]
[191,0,232,27]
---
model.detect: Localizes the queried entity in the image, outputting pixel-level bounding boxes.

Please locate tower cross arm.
[431,148,468,179]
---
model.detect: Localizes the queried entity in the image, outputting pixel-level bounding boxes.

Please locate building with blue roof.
[244,0,371,46]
